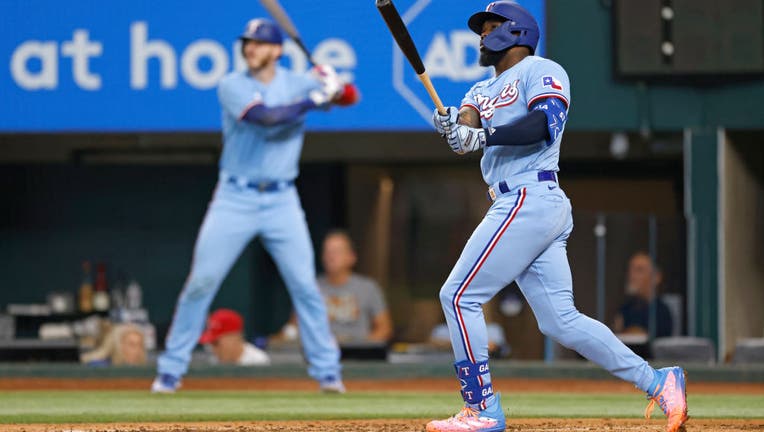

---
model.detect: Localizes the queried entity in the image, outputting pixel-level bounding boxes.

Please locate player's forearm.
[484,110,548,147]
[458,107,481,128]
[240,100,316,126]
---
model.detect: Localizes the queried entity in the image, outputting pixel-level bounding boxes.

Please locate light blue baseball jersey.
[460,56,571,186]
[217,66,321,181]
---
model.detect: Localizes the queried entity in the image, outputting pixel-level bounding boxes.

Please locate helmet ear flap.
[483,20,538,54]
[482,20,519,52]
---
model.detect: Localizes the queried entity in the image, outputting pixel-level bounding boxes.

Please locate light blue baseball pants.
[440,178,656,394]
[157,180,341,381]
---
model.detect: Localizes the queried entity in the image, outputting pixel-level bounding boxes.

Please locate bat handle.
[417,72,446,115]
[294,38,315,67]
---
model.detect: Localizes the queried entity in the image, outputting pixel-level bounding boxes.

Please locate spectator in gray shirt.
[276,230,393,344]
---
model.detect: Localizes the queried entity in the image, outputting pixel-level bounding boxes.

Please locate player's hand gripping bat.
[257,0,360,105]
[258,0,315,66]
[376,0,446,115]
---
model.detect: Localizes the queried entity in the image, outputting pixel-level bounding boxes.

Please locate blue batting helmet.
[239,18,284,45]
[468,1,540,54]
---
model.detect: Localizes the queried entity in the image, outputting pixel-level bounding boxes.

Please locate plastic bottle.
[92,263,110,312]
[125,279,143,310]
[78,261,94,313]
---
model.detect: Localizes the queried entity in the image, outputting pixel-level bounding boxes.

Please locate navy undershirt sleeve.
[484,109,549,147]
[241,99,317,126]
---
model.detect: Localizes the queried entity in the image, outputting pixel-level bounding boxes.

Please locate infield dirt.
[1,377,762,393]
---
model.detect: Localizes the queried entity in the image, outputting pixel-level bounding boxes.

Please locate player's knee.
[537,316,569,340]
[180,276,216,301]
[438,284,456,308]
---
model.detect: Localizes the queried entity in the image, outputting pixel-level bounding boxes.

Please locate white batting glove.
[432,106,459,135]
[444,124,486,155]
[309,88,334,107]
[311,64,343,100]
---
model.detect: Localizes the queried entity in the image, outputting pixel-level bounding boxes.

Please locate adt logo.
[392,0,489,125]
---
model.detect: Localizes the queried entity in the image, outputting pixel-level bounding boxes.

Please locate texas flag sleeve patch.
[542,76,563,91]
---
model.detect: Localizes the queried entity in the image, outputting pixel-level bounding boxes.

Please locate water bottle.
[125,279,143,310]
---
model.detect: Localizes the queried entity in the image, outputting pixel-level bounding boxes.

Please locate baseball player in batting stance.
[151,18,358,394]
[428,2,688,431]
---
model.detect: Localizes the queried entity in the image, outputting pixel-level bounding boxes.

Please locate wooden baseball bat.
[258,0,315,66]
[376,0,446,115]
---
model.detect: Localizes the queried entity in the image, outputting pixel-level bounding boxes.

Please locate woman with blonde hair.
[80,323,146,366]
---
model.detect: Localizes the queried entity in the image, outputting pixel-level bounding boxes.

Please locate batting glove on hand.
[311,64,343,102]
[309,88,335,107]
[444,124,486,155]
[432,106,459,135]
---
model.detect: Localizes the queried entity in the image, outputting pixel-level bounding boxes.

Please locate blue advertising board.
[1,0,545,132]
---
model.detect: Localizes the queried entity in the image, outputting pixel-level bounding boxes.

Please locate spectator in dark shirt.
[613,252,673,338]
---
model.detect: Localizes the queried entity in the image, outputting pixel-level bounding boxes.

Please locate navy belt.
[226,177,294,192]
[487,170,557,201]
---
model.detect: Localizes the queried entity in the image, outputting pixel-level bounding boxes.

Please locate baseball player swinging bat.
[376,0,446,115]
[258,0,315,65]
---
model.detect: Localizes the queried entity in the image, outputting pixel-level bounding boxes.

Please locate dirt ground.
[3,378,763,431]
[0,377,762,394]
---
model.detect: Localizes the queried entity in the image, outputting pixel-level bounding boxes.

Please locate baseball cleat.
[426,395,506,432]
[151,373,181,394]
[319,375,346,394]
[645,367,688,432]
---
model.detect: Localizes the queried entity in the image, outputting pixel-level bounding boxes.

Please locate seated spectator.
[320,230,393,343]
[200,308,270,366]
[613,252,673,338]
[276,230,393,345]
[430,321,510,358]
[80,323,147,366]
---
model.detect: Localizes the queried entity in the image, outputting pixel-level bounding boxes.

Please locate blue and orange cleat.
[645,367,689,432]
[426,395,506,432]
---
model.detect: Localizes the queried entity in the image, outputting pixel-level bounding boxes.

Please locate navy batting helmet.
[239,18,284,45]
[468,1,540,54]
